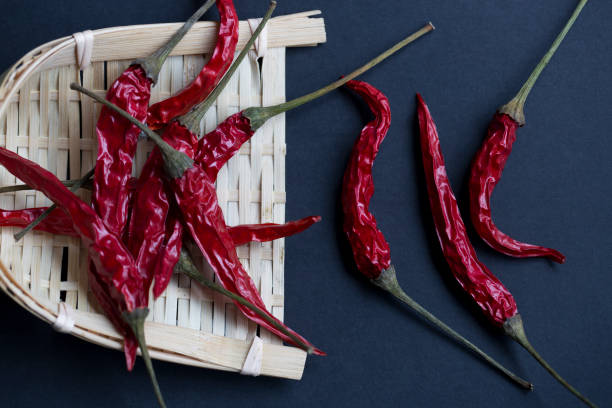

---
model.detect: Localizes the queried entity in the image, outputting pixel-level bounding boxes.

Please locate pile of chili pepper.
[0,1,442,404]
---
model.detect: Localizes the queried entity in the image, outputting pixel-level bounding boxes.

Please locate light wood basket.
[0,11,326,380]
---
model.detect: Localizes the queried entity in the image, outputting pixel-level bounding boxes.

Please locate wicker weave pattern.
[0,12,325,380]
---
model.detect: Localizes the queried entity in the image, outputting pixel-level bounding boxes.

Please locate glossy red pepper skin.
[341,80,392,280]
[195,112,254,179]
[146,0,239,130]
[0,207,78,236]
[92,65,152,237]
[0,147,147,366]
[152,214,184,298]
[229,216,321,246]
[417,95,518,326]
[171,165,324,355]
[469,113,565,263]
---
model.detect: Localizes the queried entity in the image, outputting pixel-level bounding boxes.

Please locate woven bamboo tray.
[0,11,326,380]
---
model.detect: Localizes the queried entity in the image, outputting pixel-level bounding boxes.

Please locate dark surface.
[0,0,610,407]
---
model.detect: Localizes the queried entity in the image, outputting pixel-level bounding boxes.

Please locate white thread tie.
[247,18,268,59]
[73,30,94,70]
[52,302,75,334]
[240,335,263,376]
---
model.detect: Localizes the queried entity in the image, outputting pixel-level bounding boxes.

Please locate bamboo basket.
[0,11,326,380]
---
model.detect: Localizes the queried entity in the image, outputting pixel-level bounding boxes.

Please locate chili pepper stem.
[503,314,597,407]
[134,0,215,83]
[0,178,93,194]
[176,249,316,354]
[180,1,277,134]
[243,22,434,131]
[372,266,533,390]
[499,0,588,125]
[14,167,95,241]
[122,308,167,408]
[71,84,193,179]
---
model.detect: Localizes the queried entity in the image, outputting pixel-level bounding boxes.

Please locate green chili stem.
[499,0,588,125]
[373,266,533,390]
[243,22,435,130]
[180,1,277,134]
[71,83,193,179]
[135,0,216,83]
[176,248,315,354]
[123,309,167,408]
[0,178,93,194]
[13,167,96,241]
[503,314,597,407]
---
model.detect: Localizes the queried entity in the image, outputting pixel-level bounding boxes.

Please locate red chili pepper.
[0,207,78,236]
[146,0,239,130]
[92,0,214,240]
[469,1,587,264]
[341,80,530,389]
[0,147,166,407]
[417,93,596,407]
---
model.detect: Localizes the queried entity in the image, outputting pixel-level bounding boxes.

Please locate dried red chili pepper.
[146,0,239,129]
[73,19,435,355]
[0,206,316,246]
[0,147,166,407]
[417,94,596,407]
[341,79,531,389]
[126,4,275,299]
[13,168,94,241]
[469,0,587,263]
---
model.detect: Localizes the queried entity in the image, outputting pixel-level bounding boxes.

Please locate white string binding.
[240,335,263,376]
[247,18,268,59]
[52,302,75,334]
[73,30,94,70]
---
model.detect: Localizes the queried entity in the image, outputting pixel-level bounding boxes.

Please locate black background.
[0,1,610,407]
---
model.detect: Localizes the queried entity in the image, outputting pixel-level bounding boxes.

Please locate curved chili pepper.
[469,0,588,264]
[146,0,239,130]
[417,93,596,407]
[0,147,166,407]
[228,216,321,246]
[341,80,530,389]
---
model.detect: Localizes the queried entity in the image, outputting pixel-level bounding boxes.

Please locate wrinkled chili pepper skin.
[171,165,324,355]
[0,147,147,366]
[229,216,321,246]
[195,112,254,179]
[341,80,391,280]
[146,0,239,130]
[92,65,152,237]
[0,207,78,236]
[126,121,198,296]
[469,113,565,263]
[153,214,183,298]
[417,95,518,326]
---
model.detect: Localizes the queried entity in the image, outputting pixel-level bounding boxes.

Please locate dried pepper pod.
[469,0,588,263]
[146,0,239,129]
[341,80,531,389]
[0,148,166,407]
[73,18,434,356]
[417,94,597,407]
